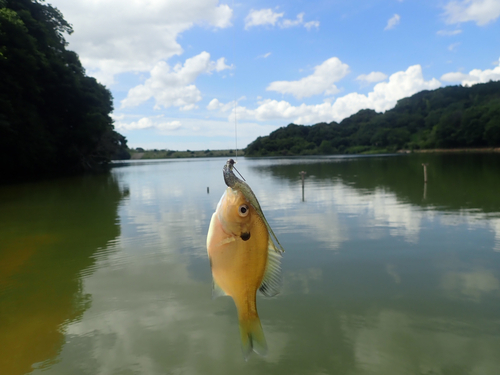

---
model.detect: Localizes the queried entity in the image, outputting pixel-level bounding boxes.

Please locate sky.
[48,0,500,151]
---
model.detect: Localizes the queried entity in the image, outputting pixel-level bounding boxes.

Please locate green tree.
[245,81,500,157]
[0,0,128,181]
[319,140,334,154]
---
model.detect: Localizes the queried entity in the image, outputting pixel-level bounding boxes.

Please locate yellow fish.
[206,159,284,359]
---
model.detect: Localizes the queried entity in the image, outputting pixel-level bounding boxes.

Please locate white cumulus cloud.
[266,57,350,99]
[329,65,440,117]
[443,0,500,26]
[281,12,305,28]
[280,13,320,30]
[115,117,182,132]
[49,0,233,84]
[245,9,319,30]
[245,9,284,29]
[441,58,500,85]
[385,14,401,30]
[213,64,440,125]
[356,72,388,83]
[304,20,321,30]
[207,98,245,114]
[121,52,232,110]
[213,57,232,72]
[207,98,224,111]
[116,115,273,150]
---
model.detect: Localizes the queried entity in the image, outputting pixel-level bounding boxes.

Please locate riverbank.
[126,147,500,160]
[398,148,500,154]
[129,149,244,160]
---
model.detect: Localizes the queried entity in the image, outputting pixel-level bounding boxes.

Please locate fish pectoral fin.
[217,237,236,247]
[258,238,282,297]
[212,278,227,299]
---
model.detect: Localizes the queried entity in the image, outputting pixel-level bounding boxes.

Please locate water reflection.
[2,155,500,374]
[340,308,500,375]
[249,153,500,212]
[245,154,500,250]
[0,174,125,375]
[442,267,500,302]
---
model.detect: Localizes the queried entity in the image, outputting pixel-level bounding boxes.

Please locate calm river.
[1,154,500,375]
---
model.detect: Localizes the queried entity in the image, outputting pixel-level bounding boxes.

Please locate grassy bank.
[127,146,500,161]
[129,149,245,160]
[398,148,500,154]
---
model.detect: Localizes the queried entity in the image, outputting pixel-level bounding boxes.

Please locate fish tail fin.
[238,314,268,360]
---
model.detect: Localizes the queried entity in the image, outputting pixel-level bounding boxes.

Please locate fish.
[206,159,284,359]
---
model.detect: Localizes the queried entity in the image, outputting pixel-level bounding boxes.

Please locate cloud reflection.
[340,309,500,375]
[26,156,500,374]
[244,157,500,253]
[442,268,500,302]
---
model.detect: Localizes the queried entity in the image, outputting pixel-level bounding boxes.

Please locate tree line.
[0,0,129,182]
[245,81,500,156]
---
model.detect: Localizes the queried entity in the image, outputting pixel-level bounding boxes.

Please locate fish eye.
[238,204,249,217]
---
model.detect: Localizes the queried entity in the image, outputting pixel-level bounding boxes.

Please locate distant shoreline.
[124,147,500,161]
[128,149,244,160]
[398,148,500,154]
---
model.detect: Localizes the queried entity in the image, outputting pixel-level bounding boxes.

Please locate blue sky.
[49,0,500,151]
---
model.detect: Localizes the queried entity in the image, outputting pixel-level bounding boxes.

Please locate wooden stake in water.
[299,171,307,202]
[422,163,429,183]
[422,163,429,201]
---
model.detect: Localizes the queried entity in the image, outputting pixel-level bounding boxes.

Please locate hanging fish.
[206,159,284,359]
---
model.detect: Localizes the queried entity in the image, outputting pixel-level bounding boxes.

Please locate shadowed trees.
[0,0,129,182]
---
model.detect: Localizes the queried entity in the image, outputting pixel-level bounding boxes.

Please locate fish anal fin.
[212,278,227,299]
[258,238,282,297]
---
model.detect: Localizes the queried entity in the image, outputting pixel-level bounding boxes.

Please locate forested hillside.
[0,0,129,181]
[246,81,500,156]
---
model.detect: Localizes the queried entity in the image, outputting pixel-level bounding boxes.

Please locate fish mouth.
[223,159,238,187]
[223,158,246,187]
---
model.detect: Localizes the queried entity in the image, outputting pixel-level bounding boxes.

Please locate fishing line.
[234,165,246,181]
[232,0,238,160]
[234,89,238,159]
[227,158,246,181]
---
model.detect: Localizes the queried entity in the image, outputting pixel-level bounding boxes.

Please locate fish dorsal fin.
[258,239,282,297]
[212,279,227,299]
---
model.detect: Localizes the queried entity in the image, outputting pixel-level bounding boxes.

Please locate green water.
[1,154,500,375]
